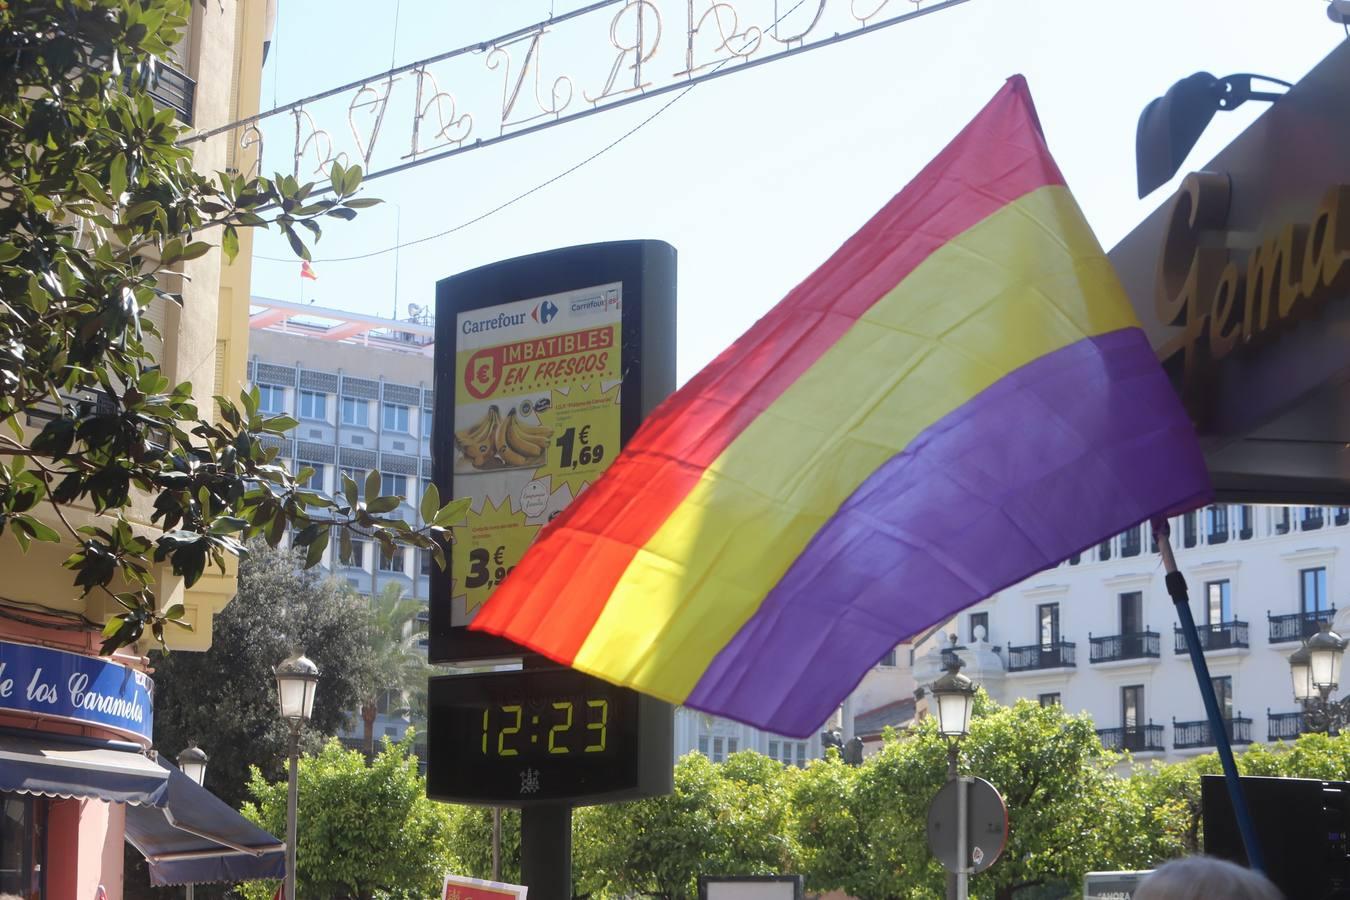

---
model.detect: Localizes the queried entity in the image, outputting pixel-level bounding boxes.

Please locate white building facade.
[914,504,1350,761]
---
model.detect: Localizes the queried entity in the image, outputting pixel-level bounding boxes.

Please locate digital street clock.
[426,666,673,807]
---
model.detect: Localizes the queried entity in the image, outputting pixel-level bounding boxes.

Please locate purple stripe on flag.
[685,327,1210,737]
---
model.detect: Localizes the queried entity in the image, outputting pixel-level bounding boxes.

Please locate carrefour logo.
[532,300,558,324]
[461,311,527,335]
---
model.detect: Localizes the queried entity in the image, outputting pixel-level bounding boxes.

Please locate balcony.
[146,58,195,124]
[1268,608,1337,644]
[1173,620,1249,653]
[1097,723,1165,753]
[1267,710,1304,742]
[1006,641,1076,672]
[1172,717,1253,750]
[1089,631,1160,663]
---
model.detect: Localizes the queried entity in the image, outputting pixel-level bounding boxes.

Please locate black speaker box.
[1202,774,1350,899]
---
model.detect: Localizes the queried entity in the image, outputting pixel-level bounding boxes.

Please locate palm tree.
[358,584,430,757]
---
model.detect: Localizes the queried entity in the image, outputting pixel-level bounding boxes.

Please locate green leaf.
[342,472,360,509]
[366,496,400,514]
[102,617,124,639]
[0,243,20,264]
[344,198,383,209]
[16,516,59,544]
[179,241,212,261]
[419,482,440,525]
[222,225,239,263]
[304,527,329,568]
[110,152,128,199]
[433,497,472,527]
[365,469,381,504]
[208,516,250,535]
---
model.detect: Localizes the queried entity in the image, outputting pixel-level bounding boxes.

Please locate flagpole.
[1156,520,1265,873]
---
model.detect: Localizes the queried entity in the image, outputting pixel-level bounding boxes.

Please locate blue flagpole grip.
[1157,523,1266,873]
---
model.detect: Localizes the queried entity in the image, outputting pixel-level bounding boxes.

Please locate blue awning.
[0,733,169,805]
[125,759,285,886]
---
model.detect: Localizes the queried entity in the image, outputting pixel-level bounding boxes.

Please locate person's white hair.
[1134,856,1284,900]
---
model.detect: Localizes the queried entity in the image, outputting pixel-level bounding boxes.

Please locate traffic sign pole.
[520,802,571,900]
[956,776,969,900]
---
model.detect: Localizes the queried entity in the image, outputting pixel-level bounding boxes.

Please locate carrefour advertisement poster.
[451,283,622,626]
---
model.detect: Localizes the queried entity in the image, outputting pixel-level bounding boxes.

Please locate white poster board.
[698,875,803,900]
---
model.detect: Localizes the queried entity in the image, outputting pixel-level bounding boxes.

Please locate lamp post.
[275,650,319,900]
[931,637,977,900]
[1289,622,1350,735]
[176,743,208,900]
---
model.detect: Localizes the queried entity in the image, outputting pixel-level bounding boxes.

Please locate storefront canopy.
[0,732,169,805]
[124,758,285,886]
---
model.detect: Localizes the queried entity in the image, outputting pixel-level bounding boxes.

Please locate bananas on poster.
[451,283,622,624]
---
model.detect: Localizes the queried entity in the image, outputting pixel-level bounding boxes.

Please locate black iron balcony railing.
[1097,723,1165,753]
[1006,640,1076,672]
[1172,716,1253,750]
[1267,710,1304,742]
[146,58,195,124]
[1173,620,1249,653]
[1089,631,1160,663]
[1268,608,1337,644]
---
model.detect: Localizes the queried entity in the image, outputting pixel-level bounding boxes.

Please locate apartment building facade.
[914,504,1350,762]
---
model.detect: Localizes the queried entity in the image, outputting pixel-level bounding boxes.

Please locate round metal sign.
[926,776,1009,874]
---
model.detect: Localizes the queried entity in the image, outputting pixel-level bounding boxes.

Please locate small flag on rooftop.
[470,76,1212,738]
[300,260,318,281]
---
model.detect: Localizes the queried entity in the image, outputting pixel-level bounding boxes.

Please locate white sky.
[247,1,1346,381]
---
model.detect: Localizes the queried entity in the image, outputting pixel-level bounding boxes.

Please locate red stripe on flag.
[471,76,1065,661]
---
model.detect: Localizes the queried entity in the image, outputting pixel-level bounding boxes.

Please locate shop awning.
[125,758,285,886]
[0,733,169,805]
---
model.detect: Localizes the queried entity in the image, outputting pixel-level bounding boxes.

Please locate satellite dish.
[408,303,421,317]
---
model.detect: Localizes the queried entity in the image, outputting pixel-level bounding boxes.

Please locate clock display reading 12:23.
[479,695,613,759]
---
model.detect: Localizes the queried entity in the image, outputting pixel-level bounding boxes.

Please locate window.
[969,612,989,642]
[1121,526,1141,557]
[383,402,410,433]
[1275,507,1291,535]
[380,472,407,499]
[1206,505,1228,544]
[1205,580,1231,625]
[1119,592,1143,634]
[1237,505,1254,539]
[257,383,286,414]
[1038,693,1061,708]
[712,736,726,763]
[1097,539,1112,562]
[422,408,433,438]
[299,463,325,492]
[878,649,897,667]
[1067,552,1081,565]
[342,539,366,568]
[795,742,807,767]
[341,396,369,427]
[299,390,328,421]
[339,467,365,498]
[698,736,709,758]
[1303,506,1325,531]
[379,545,405,573]
[1337,507,1350,527]
[1301,567,1329,614]
[420,550,433,577]
[1122,685,1144,729]
[1038,603,1060,646]
[1211,676,1233,720]
[1183,511,1198,548]
[0,793,44,896]
[727,737,738,755]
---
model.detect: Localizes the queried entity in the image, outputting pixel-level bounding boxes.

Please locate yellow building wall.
[0,0,271,653]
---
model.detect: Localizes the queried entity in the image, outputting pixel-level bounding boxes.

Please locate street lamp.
[930,636,978,900]
[176,742,208,786]
[275,650,319,900]
[1288,623,1350,735]
[176,743,208,900]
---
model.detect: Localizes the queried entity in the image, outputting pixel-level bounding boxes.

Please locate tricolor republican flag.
[471,76,1211,737]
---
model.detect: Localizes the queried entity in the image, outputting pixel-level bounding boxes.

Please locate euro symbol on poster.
[466,350,500,399]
